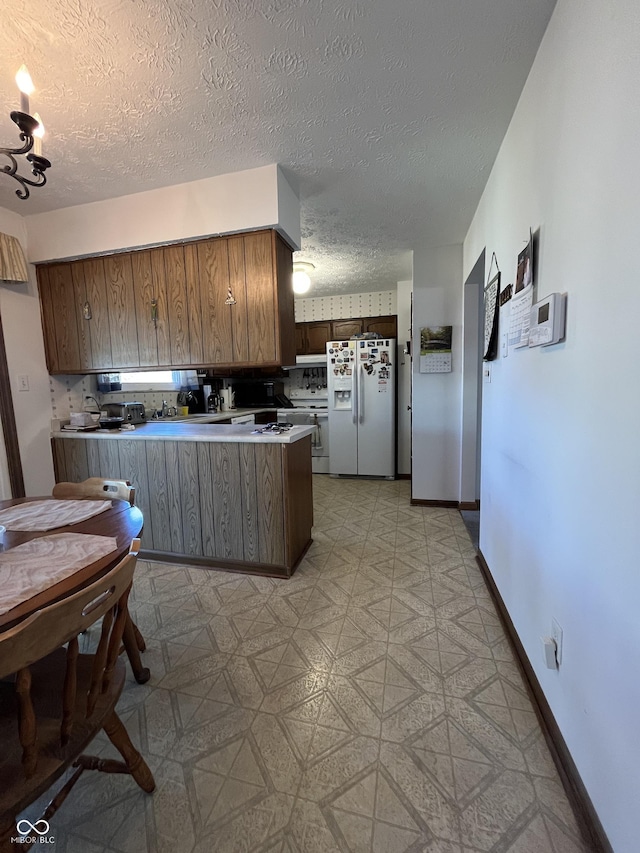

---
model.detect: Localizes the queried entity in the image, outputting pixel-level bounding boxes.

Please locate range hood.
[282,353,327,370]
[295,354,327,366]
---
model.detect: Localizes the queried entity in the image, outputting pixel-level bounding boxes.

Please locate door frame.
[0,308,25,497]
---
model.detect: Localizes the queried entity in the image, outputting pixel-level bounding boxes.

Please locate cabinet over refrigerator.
[327,339,395,478]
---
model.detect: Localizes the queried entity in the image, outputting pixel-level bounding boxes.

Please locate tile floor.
[40,477,595,852]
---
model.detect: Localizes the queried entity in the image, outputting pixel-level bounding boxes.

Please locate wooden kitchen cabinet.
[295,315,397,355]
[36,228,295,373]
[364,316,397,338]
[131,245,191,368]
[303,321,332,354]
[331,319,364,341]
[38,263,83,373]
[52,432,313,577]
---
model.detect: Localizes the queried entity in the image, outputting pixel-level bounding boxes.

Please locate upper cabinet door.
[196,238,233,364]
[131,250,157,367]
[163,244,190,366]
[75,258,112,370]
[45,263,82,372]
[305,321,332,354]
[364,316,397,338]
[332,319,363,341]
[184,243,204,365]
[228,236,249,364]
[36,266,60,372]
[274,233,295,366]
[103,254,139,369]
[242,231,277,365]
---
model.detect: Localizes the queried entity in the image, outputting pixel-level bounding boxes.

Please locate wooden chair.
[51,478,149,683]
[0,539,154,850]
[52,477,135,506]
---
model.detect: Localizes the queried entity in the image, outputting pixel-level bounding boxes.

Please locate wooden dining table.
[0,496,150,683]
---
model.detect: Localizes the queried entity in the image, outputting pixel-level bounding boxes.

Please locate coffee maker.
[177,389,205,413]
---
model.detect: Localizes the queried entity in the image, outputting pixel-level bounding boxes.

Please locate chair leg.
[122,614,150,684]
[131,619,147,652]
[102,711,155,793]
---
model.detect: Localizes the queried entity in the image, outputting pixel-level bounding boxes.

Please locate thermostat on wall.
[528,292,566,347]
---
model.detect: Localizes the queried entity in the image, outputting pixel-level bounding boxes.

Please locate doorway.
[459,250,485,543]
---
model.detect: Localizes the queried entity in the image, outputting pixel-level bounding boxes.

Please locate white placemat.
[0,499,112,532]
[0,533,118,616]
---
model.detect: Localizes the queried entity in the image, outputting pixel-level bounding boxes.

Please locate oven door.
[277,409,330,473]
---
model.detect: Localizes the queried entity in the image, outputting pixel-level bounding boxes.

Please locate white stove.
[283,366,329,472]
[278,398,329,473]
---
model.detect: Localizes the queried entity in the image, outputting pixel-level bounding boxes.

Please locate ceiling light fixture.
[1,66,51,200]
[292,262,315,295]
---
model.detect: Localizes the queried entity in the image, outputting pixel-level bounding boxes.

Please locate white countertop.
[52,421,314,444]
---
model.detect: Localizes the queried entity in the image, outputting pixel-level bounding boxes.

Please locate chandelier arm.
[1,111,51,200]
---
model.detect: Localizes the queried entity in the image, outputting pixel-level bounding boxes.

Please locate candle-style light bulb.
[15,65,35,114]
[32,113,44,157]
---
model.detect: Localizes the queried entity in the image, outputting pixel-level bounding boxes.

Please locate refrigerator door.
[327,341,358,475]
[356,339,396,477]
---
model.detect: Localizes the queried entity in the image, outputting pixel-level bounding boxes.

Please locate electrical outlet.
[17,374,29,392]
[552,618,563,666]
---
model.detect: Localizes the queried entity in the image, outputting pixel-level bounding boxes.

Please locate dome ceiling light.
[292,262,315,295]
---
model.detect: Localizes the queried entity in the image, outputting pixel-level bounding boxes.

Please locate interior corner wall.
[463,0,640,848]
[0,207,55,496]
[411,244,462,501]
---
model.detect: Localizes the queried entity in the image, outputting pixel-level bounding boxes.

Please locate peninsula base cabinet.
[52,435,313,578]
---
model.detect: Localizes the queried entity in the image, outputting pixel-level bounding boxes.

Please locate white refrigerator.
[327,338,395,478]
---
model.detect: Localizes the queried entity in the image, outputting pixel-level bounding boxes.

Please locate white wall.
[0,208,55,496]
[25,164,300,262]
[411,245,463,501]
[464,0,640,849]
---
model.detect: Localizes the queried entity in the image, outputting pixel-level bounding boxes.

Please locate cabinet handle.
[150,298,158,328]
[83,301,92,320]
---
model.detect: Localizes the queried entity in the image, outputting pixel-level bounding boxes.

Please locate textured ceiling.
[0,0,556,295]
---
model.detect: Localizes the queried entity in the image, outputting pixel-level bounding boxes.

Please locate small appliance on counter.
[103,402,146,424]
[177,389,206,414]
[219,388,235,411]
[233,381,293,409]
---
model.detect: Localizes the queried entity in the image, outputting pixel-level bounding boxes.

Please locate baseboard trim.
[410,498,458,508]
[458,500,479,511]
[475,550,612,853]
[410,498,479,510]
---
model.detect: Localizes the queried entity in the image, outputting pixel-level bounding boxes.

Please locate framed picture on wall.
[483,271,501,361]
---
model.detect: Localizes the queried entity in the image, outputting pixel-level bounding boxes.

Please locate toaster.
[104,401,146,424]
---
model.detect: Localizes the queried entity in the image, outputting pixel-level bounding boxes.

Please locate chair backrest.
[53,477,136,506]
[0,539,140,680]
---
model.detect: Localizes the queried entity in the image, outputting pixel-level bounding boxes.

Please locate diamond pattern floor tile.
[31,476,597,853]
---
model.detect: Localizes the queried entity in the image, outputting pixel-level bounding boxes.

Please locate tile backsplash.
[49,375,181,419]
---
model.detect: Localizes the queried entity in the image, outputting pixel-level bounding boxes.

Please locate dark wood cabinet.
[295,315,397,355]
[364,316,397,338]
[331,319,364,341]
[36,229,295,373]
[303,321,332,354]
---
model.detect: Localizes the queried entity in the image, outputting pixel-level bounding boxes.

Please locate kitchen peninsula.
[51,422,314,578]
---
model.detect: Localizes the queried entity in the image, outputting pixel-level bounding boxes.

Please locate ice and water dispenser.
[328,343,355,410]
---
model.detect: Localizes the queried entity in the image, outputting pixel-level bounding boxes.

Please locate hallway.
[45,477,594,852]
